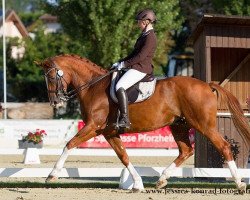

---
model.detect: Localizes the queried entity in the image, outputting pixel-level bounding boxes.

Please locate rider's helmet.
[135,9,156,23]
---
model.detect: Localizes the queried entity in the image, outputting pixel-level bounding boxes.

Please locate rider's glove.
[117,61,125,70]
[112,62,119,68]
[112,61,125,71]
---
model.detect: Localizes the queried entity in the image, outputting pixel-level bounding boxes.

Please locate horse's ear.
[34,60,42,66]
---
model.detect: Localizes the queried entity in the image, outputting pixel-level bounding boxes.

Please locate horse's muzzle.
[49,95,61,107]
[51,101,64,108]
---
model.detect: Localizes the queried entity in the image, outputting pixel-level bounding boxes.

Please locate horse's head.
[36,54,109,108]
[35,58,70,108]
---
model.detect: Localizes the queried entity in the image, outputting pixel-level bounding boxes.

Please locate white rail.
[1,167,249,178]
[1,167,250,189]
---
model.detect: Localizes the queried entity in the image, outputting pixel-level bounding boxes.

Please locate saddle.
[110,70,157,104]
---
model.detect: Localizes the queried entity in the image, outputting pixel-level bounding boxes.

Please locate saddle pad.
[110,71,157,104]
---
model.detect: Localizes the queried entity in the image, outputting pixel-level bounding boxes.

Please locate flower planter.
[18,140,43,149]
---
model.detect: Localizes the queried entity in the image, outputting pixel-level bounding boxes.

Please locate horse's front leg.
[46,124,97,182]
[104,134,144,192]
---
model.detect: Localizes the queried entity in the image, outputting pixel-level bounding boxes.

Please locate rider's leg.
[116,87,130,128]
[115,69,146,91]
[115,69,146,128]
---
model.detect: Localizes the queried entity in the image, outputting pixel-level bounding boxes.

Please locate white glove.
[112,62,119,68]
[117,61,125,70]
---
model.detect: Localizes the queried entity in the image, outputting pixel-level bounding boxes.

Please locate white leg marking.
[49,147,71,177]
[159,162,177,181]
[127,162,144,190]
[228,160,246,191]
[156,162,177,189]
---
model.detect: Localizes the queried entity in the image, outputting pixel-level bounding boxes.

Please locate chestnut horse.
[36,54,250,192]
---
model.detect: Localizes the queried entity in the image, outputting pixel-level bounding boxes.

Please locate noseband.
[44,60,116,104]
[44,66,69,103]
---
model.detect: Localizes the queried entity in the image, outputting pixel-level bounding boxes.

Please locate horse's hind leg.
[46,125,97,182]
[156,123,193,189]
[204,130,246,192]
[104,134,144,191]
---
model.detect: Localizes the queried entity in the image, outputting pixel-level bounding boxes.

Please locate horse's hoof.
[237,182,246,194]
[131,188,142,193]
[45,175,57,183]
[155,179,167,189]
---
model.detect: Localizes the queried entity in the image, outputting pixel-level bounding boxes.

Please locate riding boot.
[116,88,131,128]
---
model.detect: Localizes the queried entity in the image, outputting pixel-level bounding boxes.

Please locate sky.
[46,0,58,5]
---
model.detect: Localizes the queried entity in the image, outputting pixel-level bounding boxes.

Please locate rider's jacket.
[120,29,157,75]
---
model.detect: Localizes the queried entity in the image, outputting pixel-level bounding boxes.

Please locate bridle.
[43,61,116,105]
[44,67,69,103]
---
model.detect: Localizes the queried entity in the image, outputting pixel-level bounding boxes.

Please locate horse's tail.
[209,82,250,148]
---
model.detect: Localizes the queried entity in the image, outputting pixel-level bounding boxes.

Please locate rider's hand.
[117,61,125,70]
[112,62,119,68]
[111,61,125,70]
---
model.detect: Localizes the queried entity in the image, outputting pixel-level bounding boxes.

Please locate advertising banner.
[78,121,195,148]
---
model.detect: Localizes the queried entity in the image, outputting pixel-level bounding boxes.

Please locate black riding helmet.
[135,9,156,23]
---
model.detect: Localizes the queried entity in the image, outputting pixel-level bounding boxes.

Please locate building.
[39,13,61,34]
[0,10,29,59]
[190,14,250,168]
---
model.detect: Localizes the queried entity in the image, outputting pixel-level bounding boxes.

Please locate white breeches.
[115,69,146,91]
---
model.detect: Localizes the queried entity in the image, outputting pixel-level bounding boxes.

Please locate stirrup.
[118,117,131,128]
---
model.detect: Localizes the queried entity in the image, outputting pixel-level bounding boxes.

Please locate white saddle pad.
[110,71,157,104]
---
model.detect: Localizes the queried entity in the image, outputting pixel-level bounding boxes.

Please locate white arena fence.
[0,147,250,189]
[1,166,250,189]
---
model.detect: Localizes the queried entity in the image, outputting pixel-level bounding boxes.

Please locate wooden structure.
[190,14,250,168]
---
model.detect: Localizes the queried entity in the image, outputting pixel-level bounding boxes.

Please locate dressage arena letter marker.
[24,148,41,164]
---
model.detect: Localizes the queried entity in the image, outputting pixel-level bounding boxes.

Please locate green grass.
[0,181,119,189]
[0,181,248,189]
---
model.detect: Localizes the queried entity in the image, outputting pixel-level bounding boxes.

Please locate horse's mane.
[51,54,108,73]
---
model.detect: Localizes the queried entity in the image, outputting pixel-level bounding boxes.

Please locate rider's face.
[137,20,147,31]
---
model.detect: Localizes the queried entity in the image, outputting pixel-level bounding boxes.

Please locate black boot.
[116,88,131,128]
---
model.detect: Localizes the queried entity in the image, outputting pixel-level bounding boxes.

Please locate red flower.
[23,129,47,144]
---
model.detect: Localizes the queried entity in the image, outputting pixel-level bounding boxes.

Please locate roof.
[188,14,250,44]
[39,14,58,23]
[0,10,29,37]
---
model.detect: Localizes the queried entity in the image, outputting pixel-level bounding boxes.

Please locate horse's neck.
[75,69,110,119]
[69,58,107,88]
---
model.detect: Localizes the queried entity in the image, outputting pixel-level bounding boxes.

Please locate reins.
[65,68,117,99]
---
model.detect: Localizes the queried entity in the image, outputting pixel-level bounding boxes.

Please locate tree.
[19,12,44,27]
[180,0,214,31]
[0,0,40,13]
[180,0,250,33]
[5,22,85,101]
[177,0,250,55]
[212,0,250,16]
[44,0,183,75]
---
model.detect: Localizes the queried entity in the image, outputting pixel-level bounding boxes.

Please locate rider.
[112,9,157,129]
